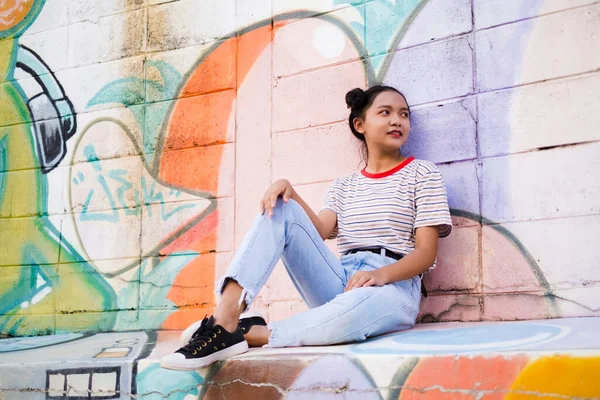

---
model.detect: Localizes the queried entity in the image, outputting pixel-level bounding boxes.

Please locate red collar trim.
[361,156,415,179]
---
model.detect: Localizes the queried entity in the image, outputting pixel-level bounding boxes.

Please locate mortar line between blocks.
[470,0,484,301]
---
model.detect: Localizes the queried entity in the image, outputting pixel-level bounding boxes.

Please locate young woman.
[161,85,452,371]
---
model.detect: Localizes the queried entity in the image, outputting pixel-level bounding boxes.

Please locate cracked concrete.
[3,378,595,399]
[418,296,482,323]
[2,317,598,399]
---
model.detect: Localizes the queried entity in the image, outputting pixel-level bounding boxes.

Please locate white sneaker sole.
[160,341,249,371]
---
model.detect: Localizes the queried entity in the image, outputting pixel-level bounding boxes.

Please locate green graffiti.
[78,161,121,222]
[75,143,199,223]
[334,0,426,75]
[83,143,101,166]
[114,253,198,331]
[109,169,141,215]
[87,60,182,167]
[141,176,197,220]
[79,144,138,221]
[0,135,6,196]
[136,363,203,399]
[0,261,56,317]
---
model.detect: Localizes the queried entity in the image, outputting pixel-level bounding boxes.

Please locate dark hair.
[345,85,409,164]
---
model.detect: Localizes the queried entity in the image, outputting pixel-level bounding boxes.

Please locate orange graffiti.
[161,211,219,329]
[399,356,529,399]
[159,25,273,327]
[0,0,34,31]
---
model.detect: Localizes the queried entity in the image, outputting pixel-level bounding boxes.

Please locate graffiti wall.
[0,0,599,337]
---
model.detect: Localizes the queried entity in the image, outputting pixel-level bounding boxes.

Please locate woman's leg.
[162,197,348,370]
[265,252,422,347]
[239,253,423,348]
[269,274,422,347]
[213,198,347,332]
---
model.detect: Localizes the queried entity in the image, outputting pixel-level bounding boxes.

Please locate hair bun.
[345,88,365,109]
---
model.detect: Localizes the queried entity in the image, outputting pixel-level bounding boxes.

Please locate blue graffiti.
[0,333,85,353]
[136,364,203,400]
[334,0,424,72]
[0,136,6,200]
[87,60,182,167]
[74,144,197,223]
[114,253,198,331]
[350,322,568,355]
[141,176,197,220]
[109,169,141,216]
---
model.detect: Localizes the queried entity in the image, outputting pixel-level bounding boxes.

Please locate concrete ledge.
[1,317,599,399]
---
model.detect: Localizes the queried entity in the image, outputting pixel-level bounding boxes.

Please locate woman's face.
[354,90,411,154]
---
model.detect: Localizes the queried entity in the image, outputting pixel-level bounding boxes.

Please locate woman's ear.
[353,117,365,134]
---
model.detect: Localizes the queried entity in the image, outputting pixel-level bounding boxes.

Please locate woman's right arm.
[260,179,337,241]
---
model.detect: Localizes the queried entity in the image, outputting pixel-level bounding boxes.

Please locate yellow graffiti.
[0,0,117,336]
[506,355,600,399]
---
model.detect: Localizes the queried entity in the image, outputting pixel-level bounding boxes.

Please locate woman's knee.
[275,197,303,214]
[257,197,299,219]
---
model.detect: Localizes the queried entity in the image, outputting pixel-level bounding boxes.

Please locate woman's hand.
[344,269,387,292]
[260,179,294,217]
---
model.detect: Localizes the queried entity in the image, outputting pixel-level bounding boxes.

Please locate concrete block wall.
[0,0,598,336]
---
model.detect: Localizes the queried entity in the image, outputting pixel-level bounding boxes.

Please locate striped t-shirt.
[320,157,452,270]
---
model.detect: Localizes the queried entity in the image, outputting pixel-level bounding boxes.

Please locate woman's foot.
[244,324,270,347]
[238,312,267,334]
[161,316,248,371]
[180,312,267,347]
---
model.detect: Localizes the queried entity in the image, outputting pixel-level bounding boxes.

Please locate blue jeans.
[215,198,421,347]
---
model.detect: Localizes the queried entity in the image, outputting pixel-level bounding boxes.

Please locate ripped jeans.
[215,198,421,347]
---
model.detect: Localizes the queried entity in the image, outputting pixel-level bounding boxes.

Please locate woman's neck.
[365,151,406,174]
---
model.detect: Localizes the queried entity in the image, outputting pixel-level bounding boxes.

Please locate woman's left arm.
[344,226,439,291]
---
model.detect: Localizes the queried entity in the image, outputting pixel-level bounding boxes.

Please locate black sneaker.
[160,316,248,371]
[179,312,267,346]
[238,314,267,334]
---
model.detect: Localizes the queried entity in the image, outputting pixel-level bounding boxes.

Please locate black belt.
[347,247,404,260]
[346,247,428,297]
